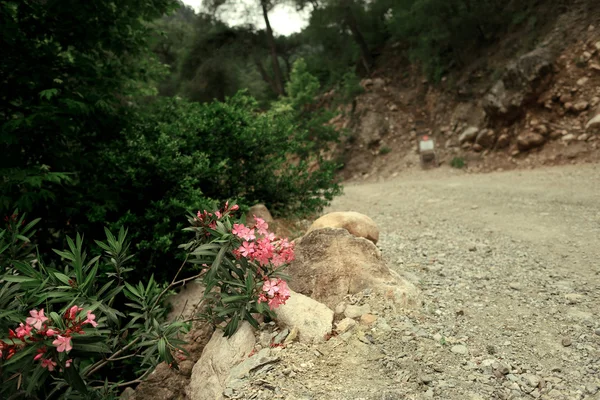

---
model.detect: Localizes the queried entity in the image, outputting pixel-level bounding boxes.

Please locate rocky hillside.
[331,1,600,180]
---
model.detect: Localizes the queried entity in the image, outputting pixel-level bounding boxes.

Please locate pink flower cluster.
[0,306,98,371]
[232,217,295,268]
[258,278,291,310]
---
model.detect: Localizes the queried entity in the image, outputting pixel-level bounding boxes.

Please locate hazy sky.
[181,0,310,36]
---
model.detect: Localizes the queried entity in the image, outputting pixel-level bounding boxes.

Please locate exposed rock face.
[483,48,554,123]
[307,211,379,244]
[355,111,389,147]
[274,290,334,344]
[186,323,255,400]
[286,228,419,309]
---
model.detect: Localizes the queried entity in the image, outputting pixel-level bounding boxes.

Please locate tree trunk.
[254,57,280,95]
[341,0,373,75]
[260,0,285,96]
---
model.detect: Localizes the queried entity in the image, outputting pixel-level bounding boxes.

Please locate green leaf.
[221,295,248,304]
[124,281,141,298]
[53,272,72,285]
[71,342,111,354]
[63,365,89,394]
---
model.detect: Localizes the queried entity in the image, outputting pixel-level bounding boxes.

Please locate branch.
[84,337,141,377]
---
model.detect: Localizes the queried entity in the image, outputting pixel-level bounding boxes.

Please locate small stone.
[577,77,589,86]
[562,133,575,142]
[284,327,298,344]
[586,384,599,395]
[590,63,600,72]
[493,362,510,375]
[577,133,589,141]
[561,337,572,347]
[451,344,468,355]
[420,374,434,384]
[565,293,585,304]
[522,374,541,388]
[509,282,522,290]
[334,302,346,316]
[335,318,357,334]
[344,304,371,319]
[273,328,289,345]
[360,313,378,326]
[573,101,589,112]
[594,328,600,336]
[582,51,592,61]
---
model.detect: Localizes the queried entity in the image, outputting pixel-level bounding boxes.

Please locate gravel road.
[320,164,600,399]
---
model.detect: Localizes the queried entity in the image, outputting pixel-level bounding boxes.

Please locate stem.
[84,337,141,377]
[152,254,190,311]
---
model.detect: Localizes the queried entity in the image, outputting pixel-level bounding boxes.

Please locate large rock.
[167,281,205,322]
[186,323,255,400]
[475,129,497,149]
[286,228,419,309]
[245,204,274,227]
[459,127,479,144]
[517,132,546,151]
[274,290,333,344]
[307,211,379,244]
[483,47,554,123]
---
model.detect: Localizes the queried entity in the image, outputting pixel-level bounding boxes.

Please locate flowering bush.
[182,201,293,337]
[0,213,188,399]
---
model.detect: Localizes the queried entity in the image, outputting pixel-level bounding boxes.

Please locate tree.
[205,0,289,96]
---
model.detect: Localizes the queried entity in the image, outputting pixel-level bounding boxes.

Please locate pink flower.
[65,359,72,368]
[66,305,83,320]
[215,211,222,219]
[16,323,32,338]
[262,279,281,297]
[84,310,98,328]
[254,216,269,235]
[41,358,57,371]
[26,309,48,330]
[34,347,46,361]
[230,204,239,211]
[45,328,59,337]
[52,335,73,353]
[267,296,285,310]
[238,241,255,258]
[243,228,256,241]
[232,223,247,238]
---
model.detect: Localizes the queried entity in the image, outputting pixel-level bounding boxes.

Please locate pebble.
[561,337,572,347]
[594,328,600,336]
[344,304,371,319]
[451,344,468,355]
[509,282,522,290]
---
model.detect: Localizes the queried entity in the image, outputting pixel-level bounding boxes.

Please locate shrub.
[0,213,188,399]
[379,146,392,155]
[181,201,293,337]
[451,156,466,169]
[0,201,296,396]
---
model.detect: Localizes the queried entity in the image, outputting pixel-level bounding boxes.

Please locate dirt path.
[315,164,600,399]
[214,164,600,400]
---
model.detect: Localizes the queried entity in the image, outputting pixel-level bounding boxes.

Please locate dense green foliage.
[1,0,342,282]
[0,214,188,399]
